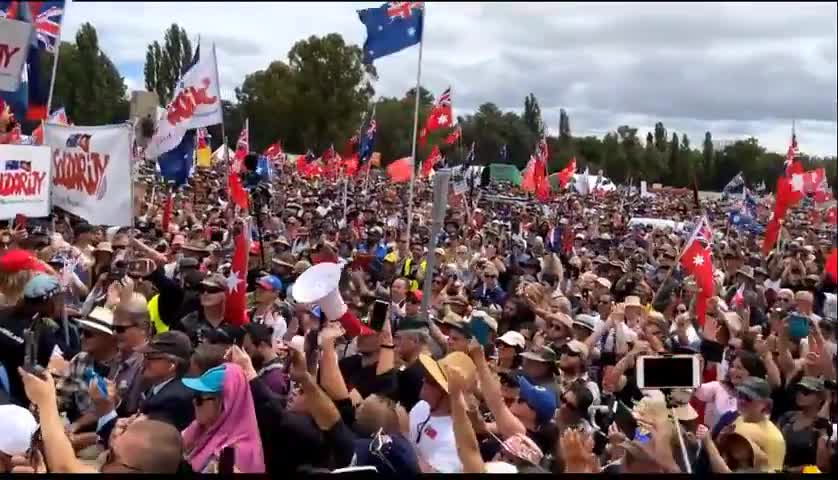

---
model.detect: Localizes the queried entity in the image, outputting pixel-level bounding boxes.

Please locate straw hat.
[417,352,476,394]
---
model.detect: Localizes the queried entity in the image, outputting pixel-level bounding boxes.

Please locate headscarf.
[182,363,265,473]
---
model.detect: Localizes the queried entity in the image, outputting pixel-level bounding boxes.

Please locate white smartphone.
[635,354,701,390]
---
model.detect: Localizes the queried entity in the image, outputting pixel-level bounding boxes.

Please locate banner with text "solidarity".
[0,144,51,219]
[144,44,223,159]
[45,123,134,226]
[0,18,33,92]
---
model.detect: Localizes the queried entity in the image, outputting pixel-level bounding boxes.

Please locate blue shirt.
[357,241,388,260]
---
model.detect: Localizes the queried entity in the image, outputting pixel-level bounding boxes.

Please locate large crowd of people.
[0,158,835,474]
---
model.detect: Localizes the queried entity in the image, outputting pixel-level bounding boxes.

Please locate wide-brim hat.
[417,352,475,394]
[272,252,297,269]
[737,265,755,280]
[76,306,115,336]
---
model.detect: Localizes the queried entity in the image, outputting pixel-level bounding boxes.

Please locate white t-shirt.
[408,401,462,473]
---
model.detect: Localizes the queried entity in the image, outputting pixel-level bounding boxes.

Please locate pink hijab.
[182,363,265,473]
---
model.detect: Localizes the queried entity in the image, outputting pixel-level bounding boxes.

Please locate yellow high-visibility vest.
[148,294,169,335]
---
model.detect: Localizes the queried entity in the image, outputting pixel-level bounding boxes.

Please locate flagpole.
[210,43,229,166]
[45,5,68,117]
[405,6,426,242]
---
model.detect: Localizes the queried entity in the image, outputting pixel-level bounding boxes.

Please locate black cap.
[138,331,193,361]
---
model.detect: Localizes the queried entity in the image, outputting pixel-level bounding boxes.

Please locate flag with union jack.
[0,1,65,54]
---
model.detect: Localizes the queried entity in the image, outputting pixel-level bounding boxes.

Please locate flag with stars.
[419,86,452,146]
[679,216,714,326]
[358,2,423,64]
[224,221,250,327]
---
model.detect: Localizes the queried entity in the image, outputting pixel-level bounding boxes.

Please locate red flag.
[825,206,838,225]
[419,87,453,146]
[557,157,577,189]
[227,169,249,210]
[161,193,174,232]
[420,146,442,177]
[32,108,69,145]
[386,157,413,183]
[263,142,283,161]
[784,130,799,176]
[235,121,249,160]
[679,217,714,326]
[224,226,249,327]
[532,138,550,201]
[826,248,838,283]
[342,154,359,177]
[520,156,537,192]
[443,125,461,145]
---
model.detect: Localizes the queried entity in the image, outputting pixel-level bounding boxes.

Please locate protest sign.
[0,144,51,219]
[45,123,134,226]
[0,18,33,92]
[145,45,223,159]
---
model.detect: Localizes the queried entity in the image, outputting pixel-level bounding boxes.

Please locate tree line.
[41,23,837,195]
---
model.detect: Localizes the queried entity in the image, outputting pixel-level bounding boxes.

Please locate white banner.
[0,145,51,219]
[45,123,134,226]
[145,44,223,159]
[0,18,34,92]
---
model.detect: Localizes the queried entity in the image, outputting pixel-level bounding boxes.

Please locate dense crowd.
[0,159,835,474]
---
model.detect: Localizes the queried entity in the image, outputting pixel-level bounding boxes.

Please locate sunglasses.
[194,395,219,406]
[484,275,498,279]
[201,286,225,294]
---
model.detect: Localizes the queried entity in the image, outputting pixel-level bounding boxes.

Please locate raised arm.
[446,365,485,474]
[468,342,526,438]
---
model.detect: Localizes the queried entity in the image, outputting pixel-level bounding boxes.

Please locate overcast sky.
[63,1,837,156]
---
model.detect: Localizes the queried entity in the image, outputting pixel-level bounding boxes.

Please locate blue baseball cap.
[22,274,60,300]
[182,365,226,394]
[256,275,283,292]
[352,433,419,476]
[517,376,557,426]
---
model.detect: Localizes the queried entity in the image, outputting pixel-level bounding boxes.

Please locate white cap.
[0,405,38,456]
[496,331,526,349]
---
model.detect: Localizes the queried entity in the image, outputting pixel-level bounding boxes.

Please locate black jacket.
[0,308,58,407]
[98,377,195,447]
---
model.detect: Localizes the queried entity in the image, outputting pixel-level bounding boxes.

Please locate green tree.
[284,34,375,152]
[701,131,714,188]
[523,93,543,138]
[49,24,128,125]
[654,122,668,153]
[143,24,193,105]
[669,132,682,186]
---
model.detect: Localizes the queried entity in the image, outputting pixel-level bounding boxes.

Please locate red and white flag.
[224,222,250,326]
[419,87,453,146]
[679,216,714,326]
[420,146,443,177]
[227,120,250,210]
[556,157,576,189]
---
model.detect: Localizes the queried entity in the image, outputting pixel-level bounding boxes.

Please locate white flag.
[145,44,223,159]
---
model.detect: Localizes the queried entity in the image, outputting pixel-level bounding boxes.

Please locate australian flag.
[722,171,745,198]
[728,188,762,235]
[358,2,423,64]
[157,130,196,186]
[358,117,376,164]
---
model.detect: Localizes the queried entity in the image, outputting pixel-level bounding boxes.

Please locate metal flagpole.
[45,4,68,116]
[361,102,377,193]
[405,6,426,242]
[210,43,229,167]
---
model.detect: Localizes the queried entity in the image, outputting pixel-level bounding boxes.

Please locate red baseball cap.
[0,249,46,274]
